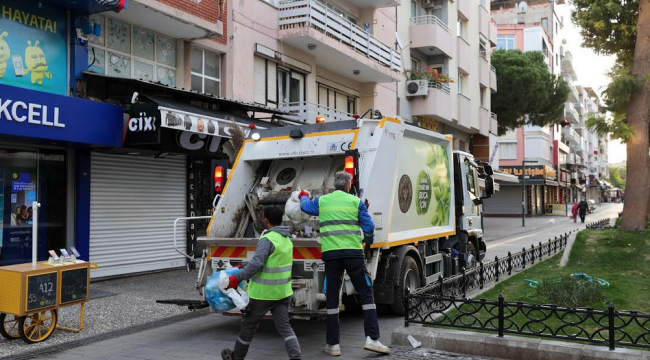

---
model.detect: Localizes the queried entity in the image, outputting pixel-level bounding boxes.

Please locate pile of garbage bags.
[205,267,249,312]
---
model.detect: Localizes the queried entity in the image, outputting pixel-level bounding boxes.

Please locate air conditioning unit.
[406,80,429,97]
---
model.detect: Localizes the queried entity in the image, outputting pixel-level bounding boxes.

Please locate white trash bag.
[285,189,311,226]
[218,270,250,310]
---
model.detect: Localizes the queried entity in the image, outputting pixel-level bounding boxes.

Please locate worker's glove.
[233,264,244,269]
[298,190,311,200]
[363,233,374,248]
[227,275,240,290]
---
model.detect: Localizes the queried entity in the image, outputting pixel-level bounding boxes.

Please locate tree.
[573,0,650,231]
[609,166,627,189]
[491,50,570,135]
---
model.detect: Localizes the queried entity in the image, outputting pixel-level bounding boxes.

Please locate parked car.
[587,199,597,213]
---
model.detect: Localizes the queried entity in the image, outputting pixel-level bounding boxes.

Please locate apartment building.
[223,0,402,124]
[396,0,498,157]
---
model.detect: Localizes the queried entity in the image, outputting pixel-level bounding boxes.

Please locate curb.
[391,326,650,360]
[1,309,210,360]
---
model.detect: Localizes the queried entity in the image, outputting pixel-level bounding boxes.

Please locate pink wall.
[499,127,525,166]
[496,26,525,51]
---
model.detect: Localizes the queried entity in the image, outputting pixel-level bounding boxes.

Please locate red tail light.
[214,166,224,194]
[345,156,355,184]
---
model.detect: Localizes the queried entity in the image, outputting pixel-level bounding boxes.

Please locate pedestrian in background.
[299,171,390,356]
[577,198,589,223]
[571,202,579,223]
[221,206,302,360]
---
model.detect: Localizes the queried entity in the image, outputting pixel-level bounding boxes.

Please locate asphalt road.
[18,205,622,360]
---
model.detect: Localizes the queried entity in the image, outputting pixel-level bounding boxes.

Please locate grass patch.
[428,229,650,347]
[615,217,650,229]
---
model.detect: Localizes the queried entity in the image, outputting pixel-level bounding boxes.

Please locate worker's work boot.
[323,344,342,356]
[363,336,390,354]
[220,348,235,360]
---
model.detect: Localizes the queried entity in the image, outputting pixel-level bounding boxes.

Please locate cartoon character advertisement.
[0,1,66,95]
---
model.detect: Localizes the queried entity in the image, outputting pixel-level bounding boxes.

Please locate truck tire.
[391,256,420,316]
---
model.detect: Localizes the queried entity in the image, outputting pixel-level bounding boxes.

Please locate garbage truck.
[161,114,496,317]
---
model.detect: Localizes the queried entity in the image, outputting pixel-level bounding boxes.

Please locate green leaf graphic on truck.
[422,143,450,226]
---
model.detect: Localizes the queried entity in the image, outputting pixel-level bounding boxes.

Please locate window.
[499,142,517,159]
[278,68,305,104]
[411,58,419,71]
[87,14,177,86]
[480,88,486,107]
[541,18,549,32]
[457,19,467,39]
[496,35,515,50]
[254,56,306,108]
[191,47,221,96]
[318,84,357,117]
[326,3,357,25]
[465,163,477,196]
[458,74,466,95]
[411,0,417,18]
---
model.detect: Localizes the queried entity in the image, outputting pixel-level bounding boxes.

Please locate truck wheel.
[391,256,420,316]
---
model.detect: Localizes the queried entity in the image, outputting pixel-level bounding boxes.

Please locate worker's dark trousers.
[324,258,380,345]
[579,210,586,223]
[233,296,302,360]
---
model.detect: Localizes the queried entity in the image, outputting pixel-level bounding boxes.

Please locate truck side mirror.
[483,164,494,176]
[482,176,495,198]
[472,198,484,206]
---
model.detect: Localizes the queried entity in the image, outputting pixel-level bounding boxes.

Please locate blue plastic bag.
[205,268,246,312]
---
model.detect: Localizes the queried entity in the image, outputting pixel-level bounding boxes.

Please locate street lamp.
[522,160,537,227]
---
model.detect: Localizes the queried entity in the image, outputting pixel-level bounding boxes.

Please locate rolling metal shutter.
[89,153,187,278]
[483,186,523,216]
[254,56,266,105]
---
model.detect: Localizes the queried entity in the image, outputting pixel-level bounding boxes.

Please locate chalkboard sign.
[61,268,88,304]
[27,272,57,311]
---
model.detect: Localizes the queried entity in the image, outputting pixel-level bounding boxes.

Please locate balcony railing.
[565,102,579,123]
[429,81,451,94]
[278,101,353,123]
[480,50,490,61]
[409,15,451,33]
[278,0,401,72]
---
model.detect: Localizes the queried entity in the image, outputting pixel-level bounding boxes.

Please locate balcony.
[490,65,497,93]
[409,16,453,58]
[489,18,498,46]
[562,126,579,145]
[490,112,498,135]
[565,102,579,124]
[566,82,580,102]
[479,107,490,136]
[410,83,453,122]
[336,0,400,8]
[573,102,583,115]
[479,52,490,88]
[457,94,471,129]
[278,0,401,83]
[479,4,489,38]
[278,101,352,123]
[458,0,470,21]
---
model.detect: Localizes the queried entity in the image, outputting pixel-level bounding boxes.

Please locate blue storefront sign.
[0,84,123,146]
[0,0,67,95]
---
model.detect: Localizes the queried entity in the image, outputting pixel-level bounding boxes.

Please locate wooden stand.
[0,261,94,343]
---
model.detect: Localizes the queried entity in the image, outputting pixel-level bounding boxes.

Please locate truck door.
[462,158,481,232]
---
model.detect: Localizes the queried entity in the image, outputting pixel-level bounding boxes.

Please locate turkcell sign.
[0,84,123,147]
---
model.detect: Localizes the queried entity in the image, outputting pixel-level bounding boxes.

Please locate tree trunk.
[622,1,650,231]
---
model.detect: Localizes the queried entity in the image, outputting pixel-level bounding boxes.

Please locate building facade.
[487,0,610,217]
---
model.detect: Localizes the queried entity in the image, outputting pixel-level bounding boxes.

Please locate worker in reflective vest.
[299,171,390,356]
[221,206,302,360]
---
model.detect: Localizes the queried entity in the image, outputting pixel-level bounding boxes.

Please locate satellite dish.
[518,1,528,13]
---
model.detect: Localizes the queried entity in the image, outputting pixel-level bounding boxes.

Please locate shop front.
[490,165,558,217]
[80,74,287,278]
[0,85,123,266]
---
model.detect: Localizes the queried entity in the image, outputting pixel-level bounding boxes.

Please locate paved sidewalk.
[28,311,403,360]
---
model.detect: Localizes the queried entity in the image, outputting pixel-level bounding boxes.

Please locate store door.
[0,147,67,266]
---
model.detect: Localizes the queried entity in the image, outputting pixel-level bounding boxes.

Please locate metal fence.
[408,233,570,300]
[586,218,613,230]
[405,229,650,350]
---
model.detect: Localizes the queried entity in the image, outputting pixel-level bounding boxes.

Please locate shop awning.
[123,94,284,156]
[545,180,559,187]
[492,171,520,184]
